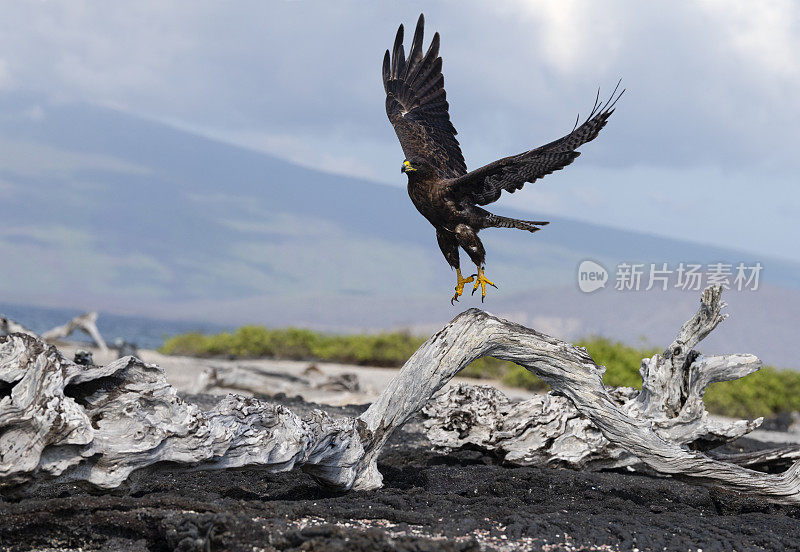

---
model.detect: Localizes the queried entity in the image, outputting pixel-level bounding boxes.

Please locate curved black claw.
[450,294,459,305]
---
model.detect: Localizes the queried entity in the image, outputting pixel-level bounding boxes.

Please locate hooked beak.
[402,161,416,173]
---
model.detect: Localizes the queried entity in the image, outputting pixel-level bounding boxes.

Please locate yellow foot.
[471,267,498,302]
[450,269,475,305]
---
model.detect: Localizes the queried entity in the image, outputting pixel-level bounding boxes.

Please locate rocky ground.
[2,391,800,552]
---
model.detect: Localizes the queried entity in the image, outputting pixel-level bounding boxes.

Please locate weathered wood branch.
[709,445,800,472]
[0,316,37,338]
[41,311,108,352]
[191,363,360,396]
[1,311,108,352]
[1,286,799,503]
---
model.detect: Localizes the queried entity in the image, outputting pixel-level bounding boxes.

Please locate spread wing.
[383,14,466,179]
[445,84,623,207]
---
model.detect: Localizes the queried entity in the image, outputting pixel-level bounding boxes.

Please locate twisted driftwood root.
[190,363,361,396]
[1,311,108,352]
[423,285,795,471]
[41,311,108,352]
[1,286,799,503]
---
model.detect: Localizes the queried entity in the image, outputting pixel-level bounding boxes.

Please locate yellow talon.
[451,268,475,304]
[471,266,497,302]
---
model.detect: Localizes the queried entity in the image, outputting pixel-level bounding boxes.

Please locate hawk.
[383,14,622,303]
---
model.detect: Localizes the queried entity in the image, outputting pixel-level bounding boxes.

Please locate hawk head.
[401,158,434,178]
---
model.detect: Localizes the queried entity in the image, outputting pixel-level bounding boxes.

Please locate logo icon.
[577,260,608,293]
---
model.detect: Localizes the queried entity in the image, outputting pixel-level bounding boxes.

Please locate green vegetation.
[501,337,661,392]
[704,366,800,419]
[161,327,800,419]
[160,325,511,377]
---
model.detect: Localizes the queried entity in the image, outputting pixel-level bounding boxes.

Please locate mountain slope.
[0,94,797,367]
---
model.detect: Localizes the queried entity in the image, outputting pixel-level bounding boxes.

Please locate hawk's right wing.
[383,14,467,179]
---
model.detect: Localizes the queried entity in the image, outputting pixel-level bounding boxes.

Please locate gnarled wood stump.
[1,286,799,503]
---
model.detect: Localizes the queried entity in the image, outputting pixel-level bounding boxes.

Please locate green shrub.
[311,332,424,367]
[704,366,800,419]
[581,337,659,389]
[160,327,320,359]
[493,337,656,392]
[160,332,219,356]
[500,364,548,391]
[461,357,516,380]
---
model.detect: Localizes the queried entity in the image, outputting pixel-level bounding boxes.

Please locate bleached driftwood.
[424,384,639,469]
[424,382,800,471]
[41,311,108,352]
[1,311,108,352]
[0,317,37,338]
[192,363,360,396]
[423,285,783,470]
[1,286,800,504]
[0,334,364,491]
[709,445,800,472]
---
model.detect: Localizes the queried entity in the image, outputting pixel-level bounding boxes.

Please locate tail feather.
[485,215,549,233]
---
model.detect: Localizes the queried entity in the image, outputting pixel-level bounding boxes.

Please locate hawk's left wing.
[444,85,623,207]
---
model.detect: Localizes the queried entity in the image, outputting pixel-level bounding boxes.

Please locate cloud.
[0,58,12,90]
[0,1,796,259]
[22,104,45,121]
[700,0,800,80]
[1,1,798,177]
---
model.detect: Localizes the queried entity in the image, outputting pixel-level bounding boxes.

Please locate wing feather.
[391,24,404,78]
[445,85,623,206]
[383,14,466,179]
[404,16,424,80]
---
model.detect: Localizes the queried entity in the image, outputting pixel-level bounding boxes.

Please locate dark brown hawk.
[383,14,622,303]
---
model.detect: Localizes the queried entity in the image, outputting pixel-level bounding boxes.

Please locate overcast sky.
[2,0,799,262]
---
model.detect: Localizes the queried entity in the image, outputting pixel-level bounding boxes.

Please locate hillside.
[0,93,797,367]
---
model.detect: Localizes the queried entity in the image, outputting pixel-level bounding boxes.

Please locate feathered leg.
[454,224,497,302]
[437,228,474,304]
